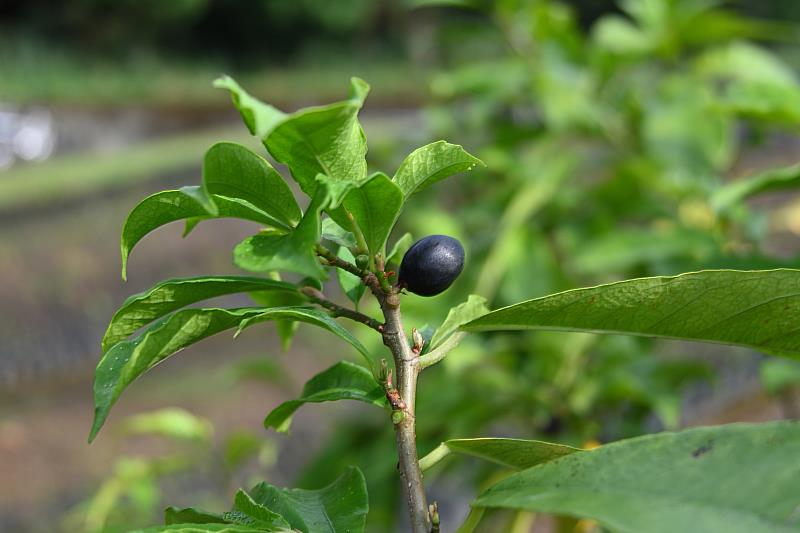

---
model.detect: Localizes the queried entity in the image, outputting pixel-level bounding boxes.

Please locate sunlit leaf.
[475,422,800,533]
[429,294,488,350]
[465,269,800,359]
[393,141,483,198]
[214,75,286,138]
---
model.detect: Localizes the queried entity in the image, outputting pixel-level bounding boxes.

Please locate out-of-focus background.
[3,1,800,531]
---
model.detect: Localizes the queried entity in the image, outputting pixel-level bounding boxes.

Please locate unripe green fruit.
[398,235,464,296]
[355,254,370,269]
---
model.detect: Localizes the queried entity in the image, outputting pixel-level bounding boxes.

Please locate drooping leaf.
[429,295,489,350]
[712,162,800,211]
[120,188,284,280]
[393,141,483,198]
[236,307,375,369]
[102,276,297,352]
[475,422,800,533]
[264,361,385,433]
[420,438,581,472]
[336,247,366,308]
[329,172,404,255]
[164,507,227,525]
[203,142,301,227]
[464,269,800,359]
[264,78,370,206]
[90,307,265,442]
[214,75,286,138]
[247,466,369,533]
[224,490,292,530]
[234,182,329,279]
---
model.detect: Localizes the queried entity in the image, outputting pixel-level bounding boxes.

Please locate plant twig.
[300,287,384,332]
[379,291,431,533]
[314,244,365,278]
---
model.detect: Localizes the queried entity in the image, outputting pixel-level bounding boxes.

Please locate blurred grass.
[0,128,253,213]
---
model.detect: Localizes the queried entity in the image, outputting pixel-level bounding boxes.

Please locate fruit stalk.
[380,291,431,533]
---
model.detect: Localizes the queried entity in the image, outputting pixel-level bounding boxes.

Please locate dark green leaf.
[393,141,483,198]
[90,307,264,442]
[422,438,581,471]
[234,183,329,279]
[247,466,369,533]
[203,142,300,227]
[135,524,271,532]
[264,78,370,206]
[214,76,286,138]
[264,361,385,433]
[249,284,305,352]
[336,247,365,308]
[475,422,800,533]
[236,307,375,369]
[121,188,284,280]
[713,162,800,211]
[464,269,800,359]
[164,507,227,525]
[321,217,357,249]
[102,276,297,353]
[224,490,292,530]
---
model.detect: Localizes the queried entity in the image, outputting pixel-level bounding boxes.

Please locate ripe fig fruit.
[398,235,464,296]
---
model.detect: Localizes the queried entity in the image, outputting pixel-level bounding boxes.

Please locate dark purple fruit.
[398,235,464,296]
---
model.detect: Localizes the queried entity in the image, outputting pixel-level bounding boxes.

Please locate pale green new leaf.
[712,162,800,211]
[203,142,300,227]
[336,247,365,308]
[475,422,800,533]
[214,75,286,138]
[393,141,483,198]
[430,295,489,350]
[102,276,297,352]
[264,78,370,206]
[386,233,413,266]
[236,306,375,369]
[264,361,385,433]
[120,408,213,442]
[90,307,265,442]
[120,188,284,280]
[247,466,368,533]
[464,269,800,359]
[234,183,329,279]
[329,172,404,255]
[420,438,581,472]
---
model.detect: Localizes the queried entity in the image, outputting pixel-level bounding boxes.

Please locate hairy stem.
[380,291,431,533]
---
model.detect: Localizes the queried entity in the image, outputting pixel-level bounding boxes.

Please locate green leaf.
[214,75,286,138]
[203,142,301,227]
[712,162,800,211]
[392,141,483,198]
[264,361,385,433]
[464,269,800,359]
[329,172,404,255]
[264,78,370,206]
[760,359,800,395]
[121,408,213,442]
[102,276,297,353]
[224,490,292,530]
[164,507,227,525]
[321,217,357,249]
[430,295,488,350]
[247,466,369,533]
[236,307,375,370]
[234,182,329,279]
[420,438,581,472]
[121,188,284,280]
[475,422,800,533]
[90,307,265,442]
[135,524,270,532]
[336,247,366,308]
[249,283,305,352]
[386,232,413,266]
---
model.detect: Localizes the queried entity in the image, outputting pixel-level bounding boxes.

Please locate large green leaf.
[712,162,800,211]
[102,276,297,353]
[429,295,489,350]
[264,78,370,206]
[234,183,329,279]
[264,361,385,433]
[203,142,300,227]
[225,490,293,530]
[247,466,369,533]
[464,269,800,359]
[214,75,286,138]
[236,307,375,369]
[90,307,265,442]
[475,422,800,533]
[120,188,283,280]
[392,141,483,198]
[420,438,581,472]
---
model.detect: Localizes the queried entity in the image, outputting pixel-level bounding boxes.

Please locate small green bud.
[355,254,370,269]
[391,410,406,424]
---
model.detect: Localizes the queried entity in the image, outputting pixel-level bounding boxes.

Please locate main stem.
[380,291,431,533]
